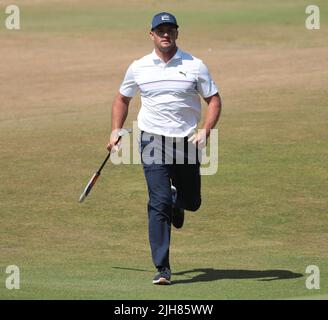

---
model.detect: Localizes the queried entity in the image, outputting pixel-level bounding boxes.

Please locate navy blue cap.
[151,12,179,30]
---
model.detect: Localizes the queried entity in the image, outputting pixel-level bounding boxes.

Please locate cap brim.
[151,22,179,31]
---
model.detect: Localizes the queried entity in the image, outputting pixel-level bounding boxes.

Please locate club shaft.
[97,135,122,174]
[97,152,111,174]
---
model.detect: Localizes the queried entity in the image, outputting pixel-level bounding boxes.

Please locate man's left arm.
[202,93,222,137]
[189,93,222,145]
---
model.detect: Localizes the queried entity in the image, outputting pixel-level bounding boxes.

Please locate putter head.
[78,193,86,203]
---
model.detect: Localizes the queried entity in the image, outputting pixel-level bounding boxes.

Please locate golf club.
[78,128,132,203]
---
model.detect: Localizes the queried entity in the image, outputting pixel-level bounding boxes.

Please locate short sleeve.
[196,61,219,98]
[119,63,138,97]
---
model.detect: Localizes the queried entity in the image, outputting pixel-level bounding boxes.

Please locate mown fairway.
[0,0,327,299]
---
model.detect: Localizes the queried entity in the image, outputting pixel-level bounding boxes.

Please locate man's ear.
[176,30,179,40]
[149,31,155,41]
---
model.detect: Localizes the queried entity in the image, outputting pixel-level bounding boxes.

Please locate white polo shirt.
[119,48,218,137]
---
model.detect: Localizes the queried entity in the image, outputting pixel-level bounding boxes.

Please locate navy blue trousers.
[140,132,201,269]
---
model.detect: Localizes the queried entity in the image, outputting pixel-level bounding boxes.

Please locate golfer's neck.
[155,46,177,63]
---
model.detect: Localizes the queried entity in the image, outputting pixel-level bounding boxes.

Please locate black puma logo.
[179,71,187,77]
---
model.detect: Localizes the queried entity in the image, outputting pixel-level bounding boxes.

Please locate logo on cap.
[161,15,171,21]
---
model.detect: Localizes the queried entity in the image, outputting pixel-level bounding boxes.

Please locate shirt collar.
[151,48,182,63]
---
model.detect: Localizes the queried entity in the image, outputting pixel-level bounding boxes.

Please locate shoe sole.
[152,277,171,285]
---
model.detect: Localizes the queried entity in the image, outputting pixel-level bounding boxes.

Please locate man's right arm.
[107,93,132,151]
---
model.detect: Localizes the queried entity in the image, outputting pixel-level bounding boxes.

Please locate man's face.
[150,24,178,53]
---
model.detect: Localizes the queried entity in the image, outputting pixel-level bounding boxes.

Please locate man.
[107,12,222,285]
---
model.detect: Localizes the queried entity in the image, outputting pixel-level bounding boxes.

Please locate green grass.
[0,0,327,299]
[2,0,327,33]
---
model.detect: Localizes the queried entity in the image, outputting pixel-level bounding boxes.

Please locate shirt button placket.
[163,63,168,78]
[162,63,166,78]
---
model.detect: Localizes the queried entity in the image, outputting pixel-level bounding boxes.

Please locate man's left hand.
[188,129,208,149]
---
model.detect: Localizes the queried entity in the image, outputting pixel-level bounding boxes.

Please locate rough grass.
[0,0,327,299]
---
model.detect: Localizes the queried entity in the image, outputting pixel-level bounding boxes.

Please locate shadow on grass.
[172,268,303,285]
[113,267,303,285]
[112,266,153,273]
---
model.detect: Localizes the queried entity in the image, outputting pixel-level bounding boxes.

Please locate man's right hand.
[107,129,122,153]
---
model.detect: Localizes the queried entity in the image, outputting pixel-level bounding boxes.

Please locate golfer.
[107,12,222,285]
